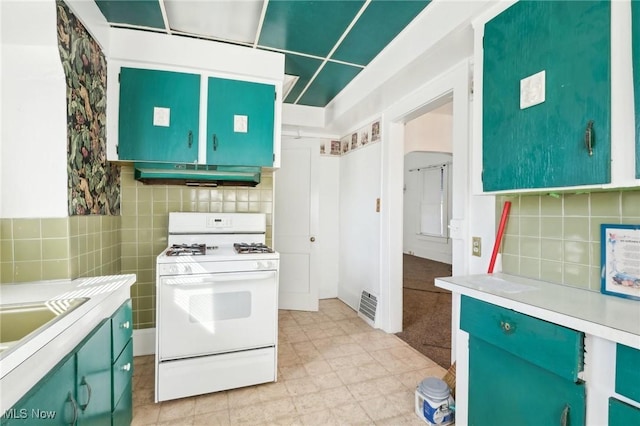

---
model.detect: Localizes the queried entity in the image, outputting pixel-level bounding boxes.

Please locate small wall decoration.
[372,121,380,141]
[361,130,369,145]
[330,140,341,155]
[601,224,640,300]
[351,133,358,150]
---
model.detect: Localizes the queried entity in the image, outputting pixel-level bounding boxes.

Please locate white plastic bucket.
[414,377,455,425]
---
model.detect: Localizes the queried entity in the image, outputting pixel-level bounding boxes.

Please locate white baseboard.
[133,328,156,356]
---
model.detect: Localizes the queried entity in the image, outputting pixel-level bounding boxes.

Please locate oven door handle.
[163,271,276,286]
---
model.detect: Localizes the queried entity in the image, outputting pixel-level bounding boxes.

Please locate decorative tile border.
[320,118,381,156]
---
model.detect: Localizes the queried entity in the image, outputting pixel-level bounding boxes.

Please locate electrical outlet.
[472,236,482,257]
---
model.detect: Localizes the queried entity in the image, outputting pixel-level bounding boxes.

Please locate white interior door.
[274,138,319,311]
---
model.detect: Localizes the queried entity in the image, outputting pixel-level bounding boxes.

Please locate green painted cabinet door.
[119,67,200,163]
[609,398,640,425]
[76,319,112,425]
[3,355,77,425]
[632,0,640,179]
[482,1,611,191]
[468,336,586,426]
[206,77,275,166]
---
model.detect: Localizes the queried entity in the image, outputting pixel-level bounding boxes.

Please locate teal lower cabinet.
[609,398,640,425]
[76,320,112,425]
[612,344,640,425]
[110,300,133,426]
[1,299,133,426]
[111,340,133,425]
[2,355,77,425]
[615,343,640,403]
[461,296,586,426]
[468,336,586,426]
[112,383,132,426]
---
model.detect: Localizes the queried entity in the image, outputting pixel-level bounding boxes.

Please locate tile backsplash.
[0,216,121,283]
[497,190,640,291]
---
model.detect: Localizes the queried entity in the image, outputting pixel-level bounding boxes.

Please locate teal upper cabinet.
[481,1,611,192]
[117,68,276,167]
[118,67,200,163]
[633,0,640,179]
[206,77,275,166]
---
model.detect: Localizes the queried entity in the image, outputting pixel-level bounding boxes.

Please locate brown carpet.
[395,254,452,369]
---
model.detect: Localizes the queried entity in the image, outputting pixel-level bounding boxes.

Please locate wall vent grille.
[358,290,377,326]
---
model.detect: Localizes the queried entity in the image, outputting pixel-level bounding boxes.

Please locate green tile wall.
[0,167,274,331]
[120,165,274,329]
[498,190,640,291]
[0,216,121,283]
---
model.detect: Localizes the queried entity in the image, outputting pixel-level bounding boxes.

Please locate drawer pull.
[560,404,569,426]
[121,362,131,372]
[78,376,92,410]
[500,321,514,333]
[120,321,131,329]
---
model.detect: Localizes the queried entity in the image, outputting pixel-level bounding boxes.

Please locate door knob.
[310,237,316,242]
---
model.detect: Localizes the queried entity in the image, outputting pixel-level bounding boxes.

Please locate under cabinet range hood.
[133,163,261,187]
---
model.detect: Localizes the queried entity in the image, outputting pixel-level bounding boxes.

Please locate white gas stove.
[155,212,279,402]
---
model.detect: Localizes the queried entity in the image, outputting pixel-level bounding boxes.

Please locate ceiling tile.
[258,0,366,57]
[164,1,263,44]
[332,0,431,66]
[282,53,324,103]
[298,61,363,107]
[94,0,164,29]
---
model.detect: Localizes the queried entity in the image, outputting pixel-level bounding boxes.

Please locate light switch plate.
[153,107,170,127]
[234,115,248,133]
[520,70,545,109]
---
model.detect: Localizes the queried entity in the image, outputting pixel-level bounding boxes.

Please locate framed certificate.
[601,224,640,300]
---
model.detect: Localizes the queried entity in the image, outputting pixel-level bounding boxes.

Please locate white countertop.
[436,273,640,350]
[0,274,135,413]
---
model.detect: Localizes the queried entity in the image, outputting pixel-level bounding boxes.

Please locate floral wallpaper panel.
[57,0,120,215]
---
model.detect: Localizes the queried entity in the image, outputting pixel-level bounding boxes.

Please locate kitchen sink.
[0,298,89,358]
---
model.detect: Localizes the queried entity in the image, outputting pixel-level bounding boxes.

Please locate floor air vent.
[358,290,378,326]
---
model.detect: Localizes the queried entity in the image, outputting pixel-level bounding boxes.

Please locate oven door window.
[158,271,277,361]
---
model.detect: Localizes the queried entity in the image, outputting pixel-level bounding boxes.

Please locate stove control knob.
[183,265,192,274]
[169,265,178,274]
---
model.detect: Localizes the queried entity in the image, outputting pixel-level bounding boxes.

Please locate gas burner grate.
[166,243,207,256]
[233,243,274,254]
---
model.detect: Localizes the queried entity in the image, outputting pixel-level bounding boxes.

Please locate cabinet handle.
[584,120,595,156]
[121,362,131,372]
[78,376,92,410]
[188,130,193,148]
[65,392,78,425]
[213,134,218,151]
[120,320,130,329]
[560,404,569,426]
